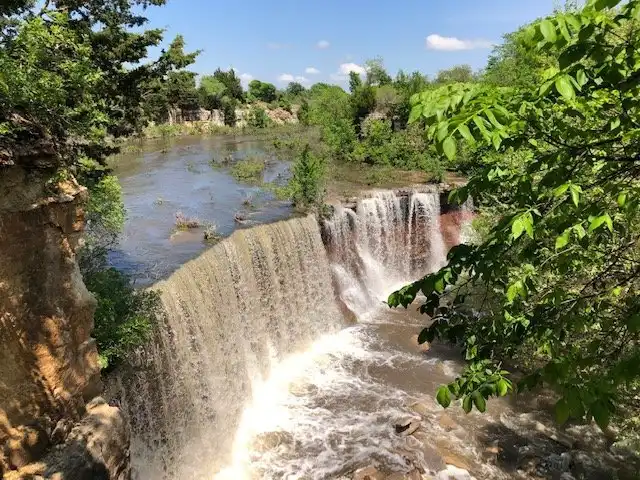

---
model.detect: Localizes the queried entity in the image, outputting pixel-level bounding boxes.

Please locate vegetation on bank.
[389,0,640,449]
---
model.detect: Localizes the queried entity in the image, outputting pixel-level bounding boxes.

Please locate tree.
[290,144,326,208]
[434,65,475,84]
[248,79,277,103]
[365,57,392,86]
[349,71,362,93]
[390,0,640,430]
[350,83,376,131]
[198,75,227,111]
[213,68,244,103]
[394,70,431,127]
[286,82,305,97]
[484,28,555,90]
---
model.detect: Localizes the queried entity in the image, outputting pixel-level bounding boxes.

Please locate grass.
[175,211,201,230]
[230,157,266,183]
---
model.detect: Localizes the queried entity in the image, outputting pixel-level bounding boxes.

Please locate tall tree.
[248,79,277,103]
[365,57,392,86]
[391,0,640,431]
[434,65,475,84]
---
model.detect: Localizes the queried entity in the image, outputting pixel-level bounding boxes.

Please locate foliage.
[221,98,238,126]
[286,81,306,97]
[247,107,272,128]
[434,64,476,84]
[84,267,161,370]
[213,68,245,103]
[198,75,227,111]
[484,27,556,90]
[289,144,326,209]
[393,70,431,127]
[248,80,277,103]
[389,0,640,431]
[230,157,266,183]
[350,83,377,130]
[349,71,362,93]
[365,57,392,86]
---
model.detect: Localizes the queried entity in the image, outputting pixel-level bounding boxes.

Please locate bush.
[230,157,266,182]
[247,107,272,128]
[290,144,326,209]
[175,211,201,230]
[84,268,161,370]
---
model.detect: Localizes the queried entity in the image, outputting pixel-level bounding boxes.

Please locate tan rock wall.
[0,167,101,472]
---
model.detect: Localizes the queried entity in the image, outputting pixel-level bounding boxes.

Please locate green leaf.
[442,136,457,160]
[436,385,452,408]
[507,280,524,302]
[408,105,423,124]
[462,395,473,414]
[497,379,509,397]
[553,183,569,197]
[555,229,571,250]
[512,217,525,240]
[593,0,622,11]
[457,123,475,144]
[523,212,534,239]
[589,213,613,233]
[540,19,557,43]
[591,401,610,430]
[569,184,581,207]
[472,391,487,413]
[555,398,571,424]
[417,327,432,344]
[576,69,588,87]
[555,75,575,100]
[617,192,627,207]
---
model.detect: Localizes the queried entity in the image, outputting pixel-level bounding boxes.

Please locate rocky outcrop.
[0,164,128,477]
[5,397,130,480]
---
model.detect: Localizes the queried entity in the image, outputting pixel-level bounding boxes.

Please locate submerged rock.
[435,465,476,480]
[395,419,421,437]
[353,465,386,480]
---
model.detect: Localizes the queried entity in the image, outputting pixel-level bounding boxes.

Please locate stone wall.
[0,165,129,478]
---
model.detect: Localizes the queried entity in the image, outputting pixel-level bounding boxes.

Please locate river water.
[109,136,621,480]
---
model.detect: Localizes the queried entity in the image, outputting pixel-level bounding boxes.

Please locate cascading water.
[110,215,345,479]
[115,188,501,480]
[322,189,447,319]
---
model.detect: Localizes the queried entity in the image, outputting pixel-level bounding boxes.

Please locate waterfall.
[110,215,345,479]
[322,189,448,319]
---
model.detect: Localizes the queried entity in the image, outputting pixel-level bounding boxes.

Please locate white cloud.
[239,73,253,87]
[278,74,309,84]
[330,63,366,83]
[305,67,320,75]
[278,73,295,83]
[425,34,493,51]
[316,40,330,49]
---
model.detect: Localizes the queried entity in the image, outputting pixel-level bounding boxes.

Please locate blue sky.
[143,0,557,87]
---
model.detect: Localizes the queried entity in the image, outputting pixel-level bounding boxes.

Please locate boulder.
[437,413,458,432]
[354,465,386,480]
[395,419,421,437]
[435,465,476,480]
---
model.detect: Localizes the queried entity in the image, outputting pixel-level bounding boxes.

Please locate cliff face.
[0,165,127,477]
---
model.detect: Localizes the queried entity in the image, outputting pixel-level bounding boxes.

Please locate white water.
[116,189,489,480]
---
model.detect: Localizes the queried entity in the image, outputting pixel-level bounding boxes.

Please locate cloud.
[278,73,309,84]
[425,34,493,51]
[305,67,320,75]
[330,63,366,83]
[316,40,330,49]
[278,73,295,83]
[239,73,253,87]
[267,42,291,50]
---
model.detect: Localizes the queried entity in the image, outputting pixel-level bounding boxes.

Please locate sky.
[142,0,558,87]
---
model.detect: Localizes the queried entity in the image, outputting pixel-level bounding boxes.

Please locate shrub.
[247,107,272,129]
[175,211,201,230]
[84,268,161,370]
[290,144,326,209]
[230,157,266,182]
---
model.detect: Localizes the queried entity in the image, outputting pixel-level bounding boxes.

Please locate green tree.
[247,107,271,128]
[434,64,475,84]
[350,83,377,130]
[213,68,244,103]
[198,75,227,111]
[365,57,392,86]
[286,81,305,97]
[349,71,362,93]
[390,0,640,430]
[248,79,277,103]
[290,144,326,209]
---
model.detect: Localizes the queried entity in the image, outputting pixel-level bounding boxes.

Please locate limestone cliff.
[0,162,129,478]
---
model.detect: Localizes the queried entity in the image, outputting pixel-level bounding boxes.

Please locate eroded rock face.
[0,166,102,472]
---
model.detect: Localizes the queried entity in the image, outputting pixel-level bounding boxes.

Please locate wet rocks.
[437,413,458,432]
[385,469,421,480]
[435,465,477,480]
[250,431,294,453]
[410,334,431,354]
[395,418,421,437]
[353,465,386,480]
